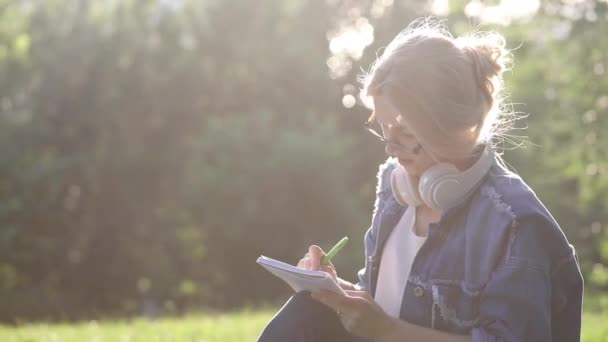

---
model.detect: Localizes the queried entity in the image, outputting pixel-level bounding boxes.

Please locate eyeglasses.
[364,121,423,155]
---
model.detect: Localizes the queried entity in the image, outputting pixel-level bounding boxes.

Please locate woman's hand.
[296,245,338,282]
[310,289,398,340]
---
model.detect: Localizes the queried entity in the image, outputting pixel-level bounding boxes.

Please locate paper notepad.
[256,256,346,295]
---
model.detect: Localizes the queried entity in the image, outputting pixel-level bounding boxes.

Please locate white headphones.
[390,145,495,210]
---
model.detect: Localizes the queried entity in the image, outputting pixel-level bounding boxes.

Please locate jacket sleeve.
[355,158,397,292]
[355,224,376,292]
[472,217,583,342]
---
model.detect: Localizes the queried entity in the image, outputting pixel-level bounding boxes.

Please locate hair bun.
[457,33,510,107]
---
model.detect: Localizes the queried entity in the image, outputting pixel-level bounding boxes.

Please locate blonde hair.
[359,19,514,160]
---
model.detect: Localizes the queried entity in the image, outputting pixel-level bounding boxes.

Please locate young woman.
[257,20,583,342]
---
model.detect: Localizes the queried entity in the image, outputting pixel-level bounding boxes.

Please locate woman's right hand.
[297,245,338,282]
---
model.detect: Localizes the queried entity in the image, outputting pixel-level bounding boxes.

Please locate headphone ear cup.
[419,146,495,210]
[391,165,423,207]
[418,163,460,210]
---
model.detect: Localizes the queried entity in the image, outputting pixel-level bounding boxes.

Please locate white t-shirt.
[373,205,427,318]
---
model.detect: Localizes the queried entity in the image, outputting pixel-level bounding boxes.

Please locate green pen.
[321,236,349,265]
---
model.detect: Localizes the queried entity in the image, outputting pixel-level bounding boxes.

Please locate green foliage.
[0,0,606,322]
[500,3,608,291]
[0,0,371,320]
[182,110,368,308]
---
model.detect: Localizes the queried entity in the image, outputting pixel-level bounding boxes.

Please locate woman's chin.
[398,158,413,167]
[398,160,417,174]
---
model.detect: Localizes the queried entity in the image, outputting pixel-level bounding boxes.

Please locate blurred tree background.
[0,0,606,322]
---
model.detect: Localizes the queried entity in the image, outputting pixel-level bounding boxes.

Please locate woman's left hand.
[311,289,398,340]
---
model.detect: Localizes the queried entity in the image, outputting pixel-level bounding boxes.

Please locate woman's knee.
[257,291,337,341]
[268,291,333,327]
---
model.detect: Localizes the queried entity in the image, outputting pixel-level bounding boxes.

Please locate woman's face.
[373,96,437,178]
[380,123,437,178]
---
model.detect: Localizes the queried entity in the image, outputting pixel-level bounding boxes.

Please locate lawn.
[0,310,274,342]
[0,309,606,341]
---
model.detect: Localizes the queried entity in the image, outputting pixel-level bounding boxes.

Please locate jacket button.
[413,286,424,297]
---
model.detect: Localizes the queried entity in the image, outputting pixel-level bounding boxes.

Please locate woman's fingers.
[297,246,322,270]
[298,245,336,274]
[308,245,325,271]
[320,265,334,274]
[311,290,347,309]
[345,290,372,300]
[297,255,308,269]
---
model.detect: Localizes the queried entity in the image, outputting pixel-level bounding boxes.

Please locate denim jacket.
[356,157,583,341]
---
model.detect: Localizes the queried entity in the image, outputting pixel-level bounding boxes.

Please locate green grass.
[0,309,606,341]
[582,311,608,342]
[0,310,275,342]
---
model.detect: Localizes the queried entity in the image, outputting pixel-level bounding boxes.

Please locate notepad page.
[257,256,326,277]
[257,256,346,296]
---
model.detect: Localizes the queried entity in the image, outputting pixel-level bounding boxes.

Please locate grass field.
[0,310,273,342]
[0,309,606,341]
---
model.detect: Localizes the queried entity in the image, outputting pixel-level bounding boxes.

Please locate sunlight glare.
[465,0,540,25]
[329,19,374,60]
[327,17,375,79]
[371,0,394,18]
[431,0,449,16]
[342,95,356,108]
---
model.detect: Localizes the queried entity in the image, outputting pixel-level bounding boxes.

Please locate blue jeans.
[257,291,372,342]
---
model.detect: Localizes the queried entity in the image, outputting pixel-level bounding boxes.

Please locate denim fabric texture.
[356,157,583,341]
